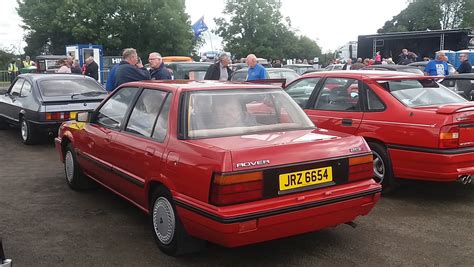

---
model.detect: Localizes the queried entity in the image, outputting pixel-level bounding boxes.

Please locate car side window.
[20,81,32,97]
[285,78,320,108]
[152,93,172,142]
[10,79,24,97]
[96,87,139,129]
[365,85,385,111]
[314,78,361,111]
[126,89,167,138]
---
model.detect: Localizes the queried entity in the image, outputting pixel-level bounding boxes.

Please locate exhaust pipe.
[458,175,472,185]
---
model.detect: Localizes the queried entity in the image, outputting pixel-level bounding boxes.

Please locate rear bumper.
[388,146,474,182]
[174,182,381,247]
[30,120,62,135]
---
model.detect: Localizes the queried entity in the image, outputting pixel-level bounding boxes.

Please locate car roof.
[18,73,98,82]
[286,64,313,67]
[121,80,282,92]
[408,61,454,67]
[443,73,474,79]
[301,70,424,80]
[234,67,296,73]
[362,64,418,70]
[167,62,211,66]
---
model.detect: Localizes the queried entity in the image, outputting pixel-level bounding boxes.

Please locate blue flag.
[192,16,208,39]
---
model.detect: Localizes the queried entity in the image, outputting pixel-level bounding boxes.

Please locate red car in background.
[55,81,381,255]
[285,71,474,191]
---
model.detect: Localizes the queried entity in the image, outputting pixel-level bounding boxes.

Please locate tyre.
[150,187,204,256]
[64,143,91,190]
[20,117,39,145]
[368,142,397,192]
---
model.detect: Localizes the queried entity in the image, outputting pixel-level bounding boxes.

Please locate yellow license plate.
[70,112,77,119]
[279,167,333,191]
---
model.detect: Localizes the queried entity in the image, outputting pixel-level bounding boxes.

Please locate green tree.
[460,0,474,27]
[214,0,321,60]
[378,0,442,33]
[17,0,194,57]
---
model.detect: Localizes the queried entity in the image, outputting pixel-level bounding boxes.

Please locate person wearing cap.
[204,52,232,81]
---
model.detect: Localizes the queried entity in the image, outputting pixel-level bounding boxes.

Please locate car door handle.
[341,118,353,126]
[104,136,112,142]
[145,147,155,156]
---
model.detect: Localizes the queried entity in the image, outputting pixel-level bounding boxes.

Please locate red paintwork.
[55,81,380,247]
[291,71,474,182]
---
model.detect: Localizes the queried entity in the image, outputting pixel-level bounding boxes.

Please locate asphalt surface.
[0,127,473,266]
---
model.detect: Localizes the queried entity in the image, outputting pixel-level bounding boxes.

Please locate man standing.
[114,48,151,88]
[148,52,171,80]
[398,48,417,65]
[456,53,472,74]
[7,60,19,83]
[22,56,35,68]
[84,56,99,80]
[246,54,268,81]
[342,59,352,70]
[204,52,232,81]
[424,52,449,76]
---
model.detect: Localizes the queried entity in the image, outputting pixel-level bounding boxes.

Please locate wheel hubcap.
[372,151,385,183]
[153,197,175,245]
[65,151,74,183]
[21,120,28,141]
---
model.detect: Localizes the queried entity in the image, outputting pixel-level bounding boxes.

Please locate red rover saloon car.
[55,81,381,255]
[285,71,474,191]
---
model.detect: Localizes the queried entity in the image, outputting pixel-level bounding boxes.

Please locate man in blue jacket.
[148,52,171,80]
[114,48,151,88]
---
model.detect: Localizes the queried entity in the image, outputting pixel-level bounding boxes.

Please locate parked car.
[0,74,107,144]
[166,62,211,80]
[231,68,300,84]
[408,61,456,75]
[361,64,424,75]
[285,70,474,190]
[285,64,315,75]
[162,56,193,63]
[439,73,474,100]
[324,64,345,71]
[55,81,381,255]
[229,62,247,72]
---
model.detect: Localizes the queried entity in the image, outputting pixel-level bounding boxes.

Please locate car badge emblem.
[349,147,362,153]
[83,103,87,107]
[236,159,270,168]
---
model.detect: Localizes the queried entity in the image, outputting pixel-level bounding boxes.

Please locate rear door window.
[285,78,320,108]
[314,78,361,111]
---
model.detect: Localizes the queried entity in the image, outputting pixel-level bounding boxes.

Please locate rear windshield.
[377,79,467,107]
[185,89,315,139]
[39,79,105,98]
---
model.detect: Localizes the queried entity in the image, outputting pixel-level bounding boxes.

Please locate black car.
[439,73,474,100]
[0,74,107,144]
[361,64,424,75]
[285,64,315,75]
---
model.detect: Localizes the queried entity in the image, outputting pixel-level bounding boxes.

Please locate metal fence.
[0,70,10,82]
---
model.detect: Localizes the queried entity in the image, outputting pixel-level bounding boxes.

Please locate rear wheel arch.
[363,137,398,192]
[61,137,72,157]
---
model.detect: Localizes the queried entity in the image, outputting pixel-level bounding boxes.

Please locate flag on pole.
[192,16,208,39]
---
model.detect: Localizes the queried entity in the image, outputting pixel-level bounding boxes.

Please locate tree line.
[4,0,473,65]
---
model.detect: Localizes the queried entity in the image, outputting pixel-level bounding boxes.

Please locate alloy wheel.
[372,151,385,183]
[153,197,175,245]
[65,151,75,183]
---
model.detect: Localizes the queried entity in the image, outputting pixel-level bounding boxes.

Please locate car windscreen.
[39,78,106,98]
[185,89,315,139]
[377,79,467,107]
[175,64,210,80]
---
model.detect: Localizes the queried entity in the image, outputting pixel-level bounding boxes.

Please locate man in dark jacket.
[148,52,171,80]
[456,53,472,74]
[84,56,99,80]
[204,52,232,81]
[114,48,151,88]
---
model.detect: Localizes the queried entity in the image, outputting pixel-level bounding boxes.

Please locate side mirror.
[76,112,90,122]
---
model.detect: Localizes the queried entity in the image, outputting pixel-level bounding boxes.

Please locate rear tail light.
[348,154,373,182]
[439,125,459,148]
[45,112,77,121]
[210,171,263,206]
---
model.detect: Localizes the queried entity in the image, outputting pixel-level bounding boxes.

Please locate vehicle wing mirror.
[76,112,90,122]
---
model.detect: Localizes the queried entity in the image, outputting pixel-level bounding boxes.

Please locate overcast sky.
[1,0,408,54]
